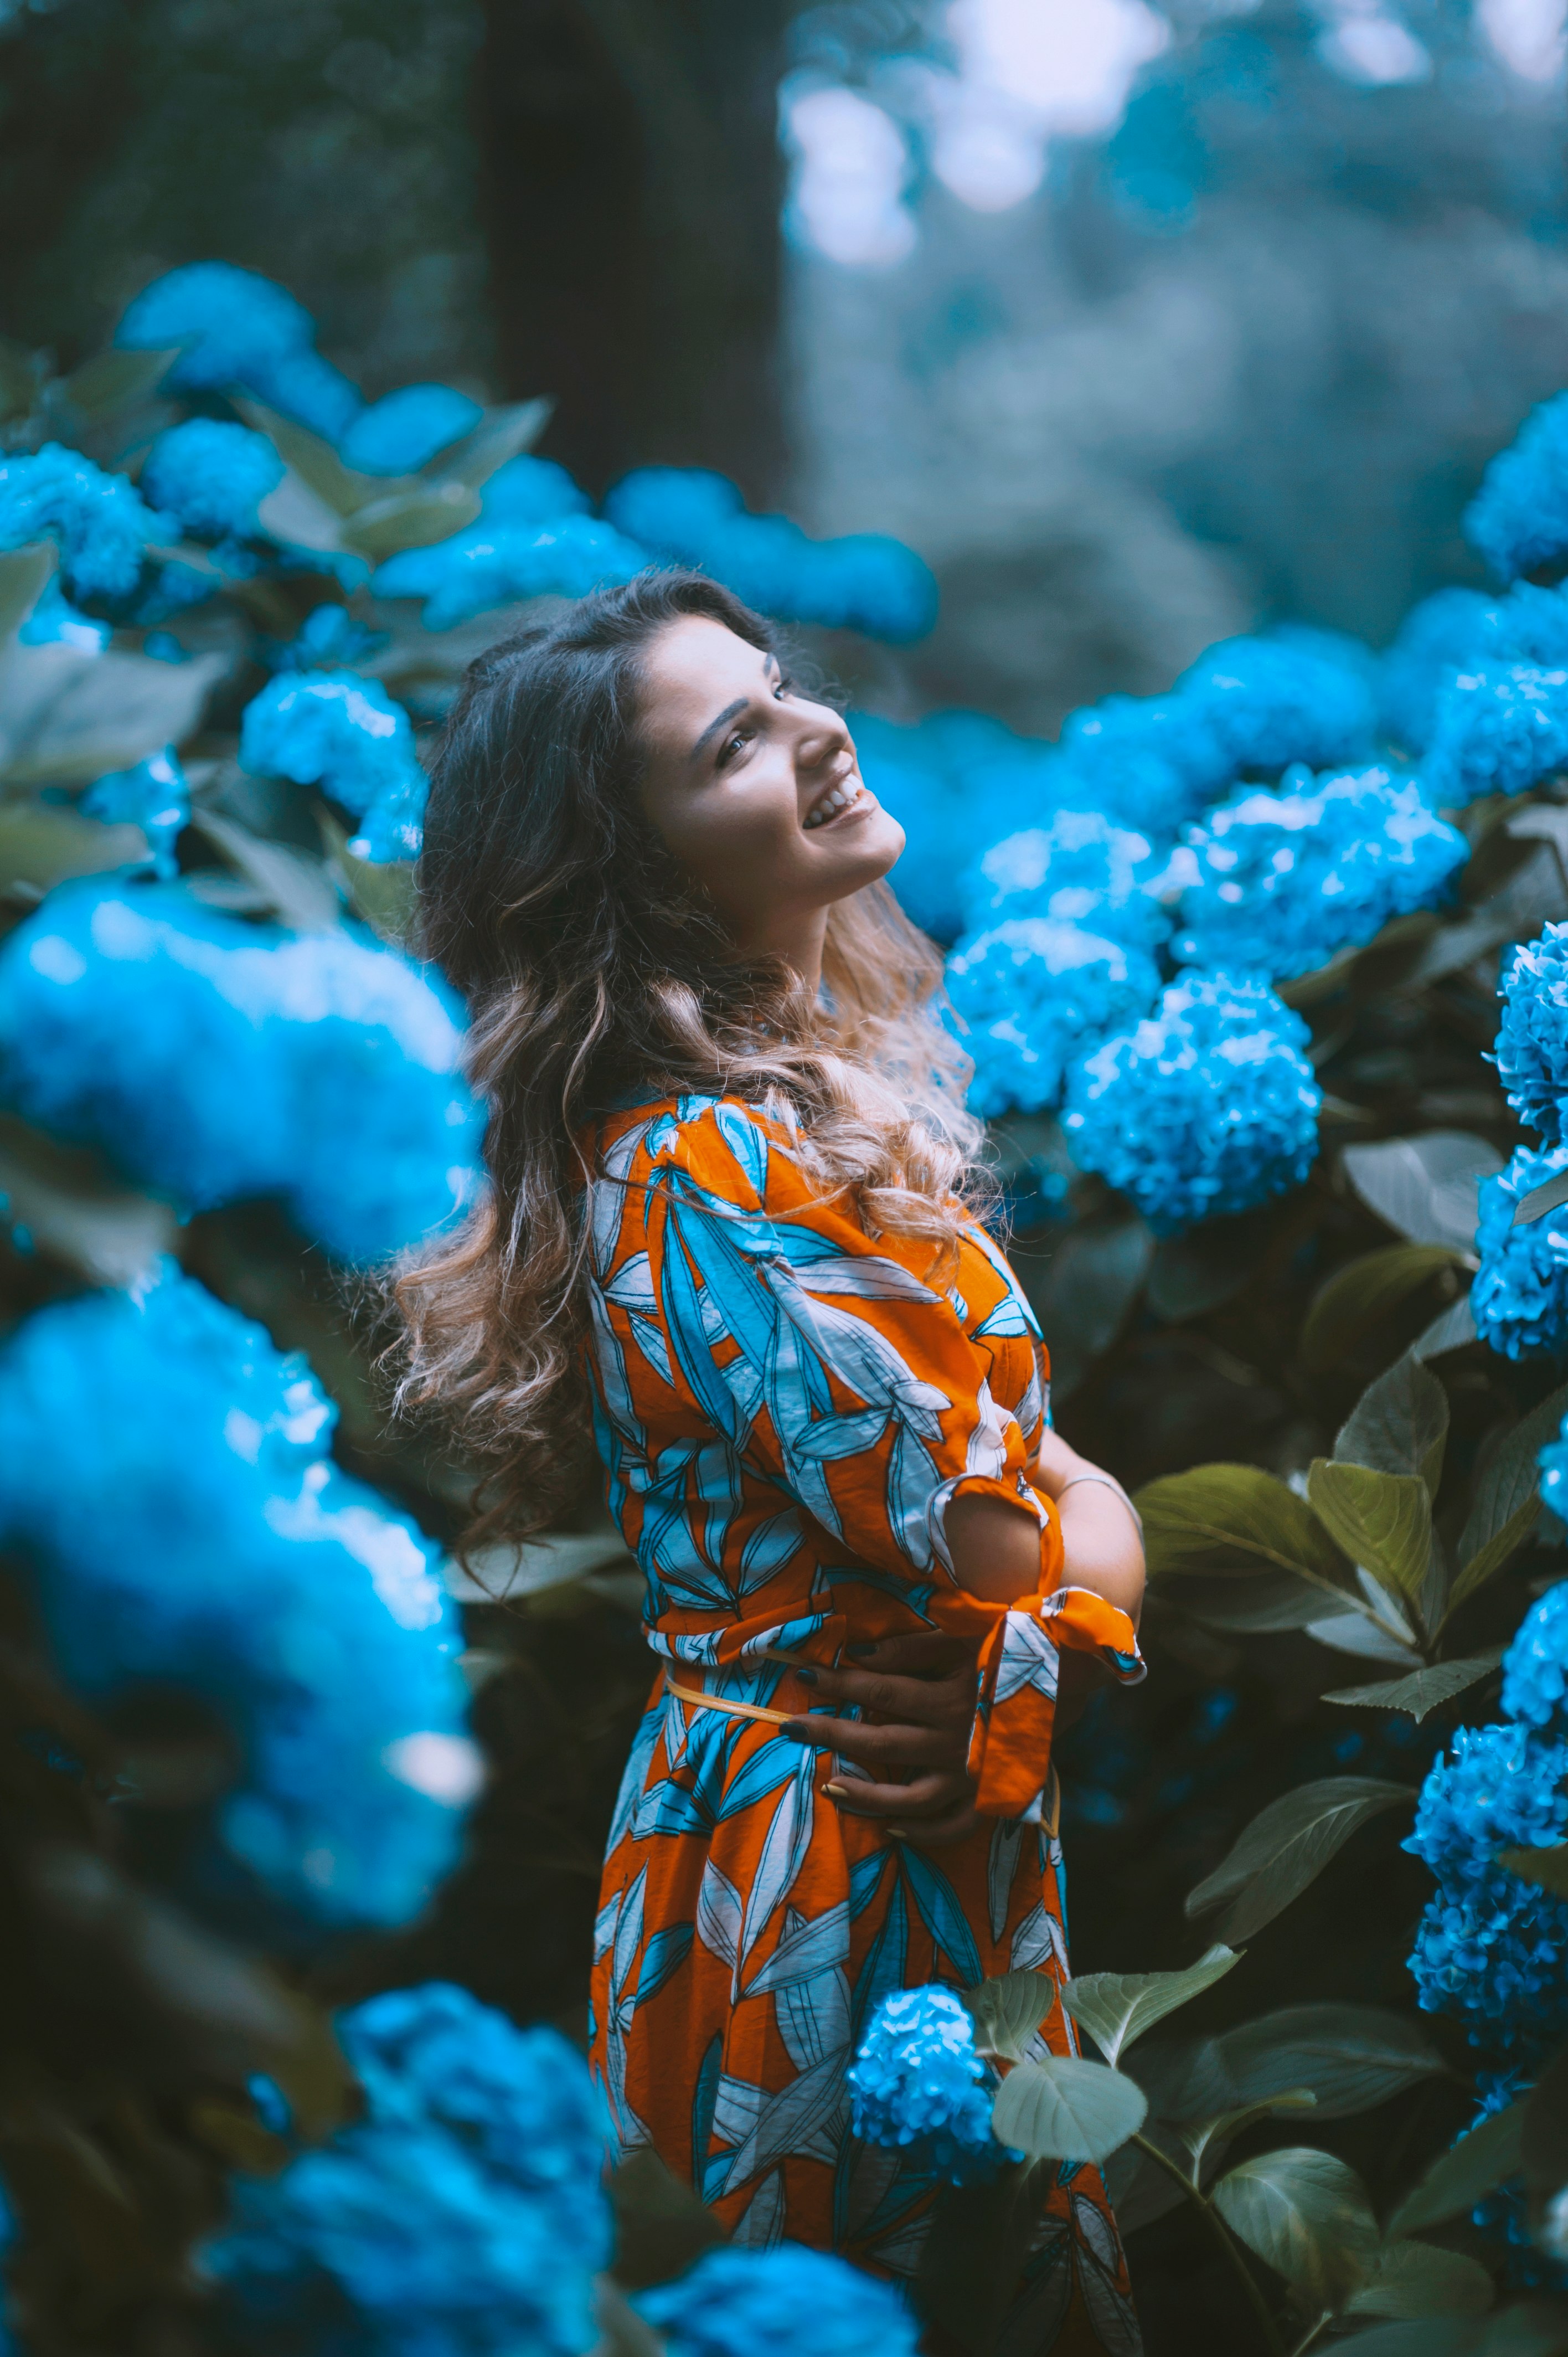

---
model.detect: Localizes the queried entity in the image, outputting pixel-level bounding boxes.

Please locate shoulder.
[591,1092,804,1213]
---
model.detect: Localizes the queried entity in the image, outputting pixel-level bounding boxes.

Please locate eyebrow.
[689,697,748,766]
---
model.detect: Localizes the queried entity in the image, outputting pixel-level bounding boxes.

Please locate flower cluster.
[962,809,1170,952]
[116,260,364,441]
[636,2246,921,2357]
[1495,924,1568,1141]
[947,919,1161,1118]
[849,709,1061,942]
[1502,1579,1568,1733]
[1176,632,1379,782]
[239,668,429,861]
[339,384,483,477]
[141,418,284,542]
[602,467,938,642]
[0,877,483,1265]
[205,1982,607,2357]
[1168,764,1467,982]
[1422,661,1568,806]
[1465,388,1568,582]
[1471,1142,1568,1358]
[1406,1721,1568,2060]
[1061,971,1322,1232]
[371,512,646,635]
[270,602,387,673]
[1378,588,1497,754]
[0,442,158,603]
[80,744,189,878]
[0,1276,477,1934]
[847,1984,1008,2183]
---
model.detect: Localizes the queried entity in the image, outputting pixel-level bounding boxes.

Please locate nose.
[793,700,852,773]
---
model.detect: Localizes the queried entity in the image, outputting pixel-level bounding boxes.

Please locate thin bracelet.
[1056,1471,1144,1537]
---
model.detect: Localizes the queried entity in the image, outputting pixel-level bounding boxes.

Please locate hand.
[779,1632,981,1849]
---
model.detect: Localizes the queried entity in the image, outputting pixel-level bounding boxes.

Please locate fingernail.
[847,1642,877,1659]
[793,1665,818,1686]
[824,1780,849,1799]
[780,1722,808,1742]
[886,1828,907,1842]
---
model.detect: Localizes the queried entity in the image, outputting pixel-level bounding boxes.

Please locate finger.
[825,1772,971,1819]
[802,1666,970,1722]
[842,1633,981,1677]
[888,1805,979,1850]
[780,1716,953,1769]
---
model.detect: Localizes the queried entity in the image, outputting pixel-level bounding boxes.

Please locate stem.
[1131,2134,1288,2357]
[1288,2316,1333,2357]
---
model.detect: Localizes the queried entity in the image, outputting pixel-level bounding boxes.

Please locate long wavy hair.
[394,568,981,1546]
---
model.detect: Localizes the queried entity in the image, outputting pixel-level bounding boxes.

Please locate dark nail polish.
[793,1665,818,1686]
[847,1642,877,1659]
[780,1721,808,1741]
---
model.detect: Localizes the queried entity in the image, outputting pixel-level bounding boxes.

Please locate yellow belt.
[661,1669,799,1727]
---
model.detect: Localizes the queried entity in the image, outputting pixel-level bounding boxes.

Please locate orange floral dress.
[584,1093,1144,2351]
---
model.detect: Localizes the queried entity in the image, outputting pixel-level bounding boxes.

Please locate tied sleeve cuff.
[964,1583,1144,1820]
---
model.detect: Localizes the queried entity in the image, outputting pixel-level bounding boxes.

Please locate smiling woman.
[393,569,1146,2348]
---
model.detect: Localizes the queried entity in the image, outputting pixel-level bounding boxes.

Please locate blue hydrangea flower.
[948,920,1161,1119]
[0,877,483,1265]
[1466,390,1568,582]
[80,744,188,879]
[477,456,590,529]
[0,1275,477,1934]
[1406,1721,1568,1888]
[370,516,647,635]
[240,669,429,860]
[1177,633,1379,779]
[1472,1143,1568,1359]
[1054,693,1232,833]
[1423,661,1568,806]
[852,710,1059,943]
[1061,971,1321,1233]
[1502,1581,1568,1733]
[1477,580,1568,668]
[1495,925,1568,1142]
[602,467,937,643]
[1379,588,1495,753]
[1169,765,1467,982]
[1541,1419,1568,1531]
[269,603,387,673]
[116,261,364,441]
[141,419,284,542]
[636,2246,920,2357]
[339,386,484,477]
[0,442,159,602]
[18,577,110,652]
[961,810,1170,952]
[848,1984,1008,2184]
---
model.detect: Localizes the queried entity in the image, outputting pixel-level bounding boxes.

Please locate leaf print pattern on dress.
[584,1094,1143,2351]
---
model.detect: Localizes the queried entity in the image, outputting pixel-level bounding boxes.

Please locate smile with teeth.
[803,777,866,830]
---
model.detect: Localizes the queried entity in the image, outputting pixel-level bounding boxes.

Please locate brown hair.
[393,569,981,1546]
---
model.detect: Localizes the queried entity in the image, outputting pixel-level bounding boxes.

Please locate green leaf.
[430,395,553,490]
[58,345,182,419]
[188,809,342,935]
[1499,1846,1568,1901]
[1178,2090,1317,2182]
[1185,1777,1414,1944]
[1008,1212,1152,1401]
[317,808,415,946]
[1386,2099,1526,2237]
[1062,1947,1241,2069]
[1304,1607,1420,1664]
[1182,2003,1446,2122]
[1133,1462,1350,1588]
[1323,1650,1505,1722]
[592,2277,668,2355]
[1301,1244,1472,1374]
[0,799,148,896]
[608,2148,726,2292]
[1173,1572,1330,1633]
[0,1115,176,1287]
[1345,2240,1495,2322]
[989,2055,1147,2164]
[1343,1131,1504,1251]
[0,336,39,417]
[1335,1352,1450,1496]
[344,481,483,562]
[962,1969,1053,2063]
[1308,1459,1433,1607]
[1412,1295,1480,1360]
[0,541,57,641]
[1523,2042,1568,2199]
[0,644,225,787]
[1211,2145,1379,2306]
[1146,1200,1292,1322]
[237,397,388,516]
[255,467,350,556]
[1514,1165,1568,1228]
[1450,1383,1568,1620]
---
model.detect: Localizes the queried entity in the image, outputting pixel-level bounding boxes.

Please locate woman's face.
[636,616,905,957]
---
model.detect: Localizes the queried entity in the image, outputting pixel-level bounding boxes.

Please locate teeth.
[804,782,861,830]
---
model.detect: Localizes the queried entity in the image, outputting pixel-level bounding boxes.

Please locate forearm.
[1031,1428,1144,1627]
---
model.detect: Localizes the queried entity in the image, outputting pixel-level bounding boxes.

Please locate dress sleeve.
[636,1094,1056,1592]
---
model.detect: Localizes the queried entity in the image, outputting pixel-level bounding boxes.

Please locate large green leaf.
[255,467,350,556]
[0,643,225,786]
[1344,2240,1495,2322]
[1307,1460,1433,1608]
[1326,2323,1565,2357]
[1178,2090,1317,2183]
[1343,1131,1503,1252]
[344,481,483,562]
[0,800,148,897]
[1335,1353,1449,1496]
[1062,1947,1240,2069]
[608,2148,726,2291]
[1386,2099,1526,2236]
[432,395,553,490]
[58,344,182,419]
[963,1969,1053,2063]
[318,809,416,946]
[0,1116,176,1287]
[1523,2042,1568,2200]
[1450,1383,1568,1620]
[1323,1650,1504,1722]
[188,810,342,935]
[1134,1463,1349,1588]
[1185,1777,1414,1944]
[1008,1213,1152,1400]
[1301,1245,1472,1373]
[1173,1571,1329,1633]
[238,397,389,516]
[1498,1846,1568,1901]
[1146,1199,1294,1322]
[990,2055,1147,2164]
[1211,2146,1379,2306]
[0,541,57,642]
[1170,2003,1446,2123]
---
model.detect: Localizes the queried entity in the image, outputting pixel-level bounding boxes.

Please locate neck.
[734,905,828,997]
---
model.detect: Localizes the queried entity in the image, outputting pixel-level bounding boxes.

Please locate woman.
[398,571,1147,2352]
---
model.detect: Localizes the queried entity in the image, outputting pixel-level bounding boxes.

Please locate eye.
[716,724,753,771]
[772,671,793,699]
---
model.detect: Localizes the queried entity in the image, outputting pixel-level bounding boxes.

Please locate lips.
[803,776,868,830]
